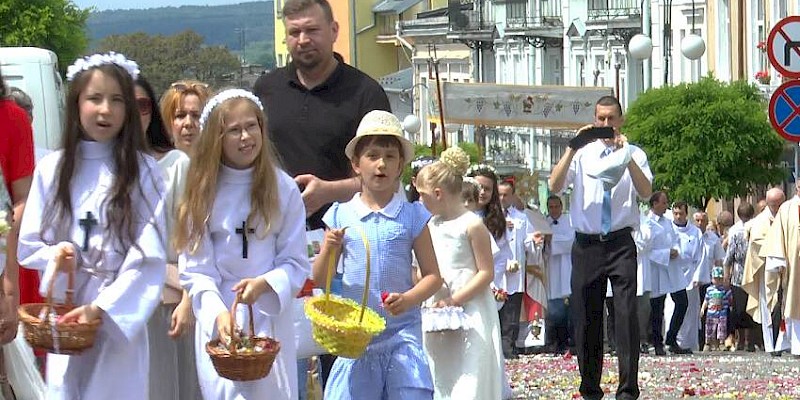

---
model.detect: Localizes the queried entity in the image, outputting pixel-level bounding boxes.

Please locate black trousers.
[499,292,523,356]
[571,230,639,400]
[650,289,688,347]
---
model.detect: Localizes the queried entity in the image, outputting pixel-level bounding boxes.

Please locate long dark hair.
[136,75,173,154]
[467,167,505,240]
[44,63,148,252]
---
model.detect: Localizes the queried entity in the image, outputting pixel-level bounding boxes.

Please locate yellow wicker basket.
[304,227,385,359]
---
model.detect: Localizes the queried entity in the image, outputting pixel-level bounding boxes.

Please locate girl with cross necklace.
[175,89,309,399]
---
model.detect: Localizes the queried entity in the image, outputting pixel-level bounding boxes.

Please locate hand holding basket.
[205,292,280,381]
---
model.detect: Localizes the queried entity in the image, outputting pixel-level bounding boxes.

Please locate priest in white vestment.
[760,185,800,356]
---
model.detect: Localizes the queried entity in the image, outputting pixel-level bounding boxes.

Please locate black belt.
[575,227,632,243]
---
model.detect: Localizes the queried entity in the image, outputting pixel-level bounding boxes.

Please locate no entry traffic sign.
[769,80,800,142]
[768,16,800,79]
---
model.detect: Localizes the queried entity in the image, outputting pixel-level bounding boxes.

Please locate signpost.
[768,16,800,180]
[767,16,800,80]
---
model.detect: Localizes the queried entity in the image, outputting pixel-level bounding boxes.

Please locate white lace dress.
[423,212,503,400]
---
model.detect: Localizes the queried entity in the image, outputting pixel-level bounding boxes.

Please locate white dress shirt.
[561,140,653,234]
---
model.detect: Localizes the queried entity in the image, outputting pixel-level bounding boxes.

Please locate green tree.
[625,76,786,208]
[242,39,275,69]
[0,0,91,72]
[96,30,240,94]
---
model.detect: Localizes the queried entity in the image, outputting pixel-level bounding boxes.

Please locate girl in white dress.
[414,147,503,400]
[176,89,309,399]
[17,53,168,399]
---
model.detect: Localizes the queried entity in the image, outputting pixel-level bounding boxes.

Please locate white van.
[0,47,65,151]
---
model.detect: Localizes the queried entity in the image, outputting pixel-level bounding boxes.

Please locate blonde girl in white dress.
[414,147,503,400]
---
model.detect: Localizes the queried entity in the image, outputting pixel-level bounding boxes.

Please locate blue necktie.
[601,147,612,234]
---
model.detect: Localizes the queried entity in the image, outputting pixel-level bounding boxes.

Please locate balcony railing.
[588,0,641,20]
[503,0,562,29]
[450,9,495,32]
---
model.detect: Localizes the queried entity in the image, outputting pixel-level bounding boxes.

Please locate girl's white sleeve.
[258,174,311,316]
[180,229,227,326]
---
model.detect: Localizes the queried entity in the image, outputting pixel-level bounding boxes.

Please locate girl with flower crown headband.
[175,88,309,399]
[414,147,503,399]
[17,52,168,399]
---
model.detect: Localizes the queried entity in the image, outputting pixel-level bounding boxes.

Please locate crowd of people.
[1,0,798,400]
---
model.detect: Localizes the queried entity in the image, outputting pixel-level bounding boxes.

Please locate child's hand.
[531,231,544,245]
[58,304,102,324]
[323,228,346,251]
[434,297,458,308]
[232,278,270,305]
[383,292,412,316]
[215,310,236,343]
[168,297,194,338]
[54,242,77,274]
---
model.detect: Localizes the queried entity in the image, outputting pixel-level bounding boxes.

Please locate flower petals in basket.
[421,306,470,333]
[205,293,280,381]
[18,267,101,355]
[305,226,386,359]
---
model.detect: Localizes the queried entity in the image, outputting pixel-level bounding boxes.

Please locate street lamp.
[627,0,705,85]
[402,114,421,142]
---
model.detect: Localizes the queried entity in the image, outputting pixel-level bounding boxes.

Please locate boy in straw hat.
[311,110,442,399]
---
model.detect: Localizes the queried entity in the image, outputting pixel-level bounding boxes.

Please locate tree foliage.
[0,0,91,72]
[96,30,240,94]
[625,76,786,208]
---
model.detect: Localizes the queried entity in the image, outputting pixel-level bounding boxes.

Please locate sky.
[72,0,252,11]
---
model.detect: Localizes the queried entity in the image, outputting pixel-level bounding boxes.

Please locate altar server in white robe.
[646,192,687,355]
[176,90,309,399]
[16,56,167,399]
[668,201,704,352]
[543,195,574,352]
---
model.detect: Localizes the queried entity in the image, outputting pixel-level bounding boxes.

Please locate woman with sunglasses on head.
[135,76,201,399]
[159,80,210,157]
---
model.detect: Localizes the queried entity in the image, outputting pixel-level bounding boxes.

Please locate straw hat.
[345,110,415,163]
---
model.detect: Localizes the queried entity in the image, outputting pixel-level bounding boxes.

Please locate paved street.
[506,351,800,399]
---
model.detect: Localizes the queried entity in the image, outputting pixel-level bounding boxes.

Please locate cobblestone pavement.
[506,351,800,399]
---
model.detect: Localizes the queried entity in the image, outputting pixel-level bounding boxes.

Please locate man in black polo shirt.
[253,0,390,230]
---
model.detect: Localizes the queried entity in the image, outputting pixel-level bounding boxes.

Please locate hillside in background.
[86,1,275,67]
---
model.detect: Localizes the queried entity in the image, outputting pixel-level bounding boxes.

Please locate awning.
[372,0,424,14]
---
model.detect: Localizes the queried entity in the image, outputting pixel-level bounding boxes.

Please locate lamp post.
[628,0,704,87]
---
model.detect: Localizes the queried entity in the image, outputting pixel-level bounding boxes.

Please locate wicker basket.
[305,227,386,359]
[206,293,281,381]
[18,269,101,355]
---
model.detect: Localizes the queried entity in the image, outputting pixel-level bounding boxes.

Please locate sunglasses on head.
[170,82,209,92]
[136,97,152,115]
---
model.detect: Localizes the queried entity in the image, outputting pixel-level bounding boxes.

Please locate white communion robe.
[667,222,704,351]
[179,165,310,399]
[17,140,167,399]
[503,207,535,296]
[645,212,681,298]
[545,214,574,300]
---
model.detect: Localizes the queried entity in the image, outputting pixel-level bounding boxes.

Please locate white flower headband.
[66,52,140,82]
[465,163,498,178]
[199,89,264,130]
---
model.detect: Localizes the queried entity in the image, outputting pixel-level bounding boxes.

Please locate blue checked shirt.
[323,193,431,344]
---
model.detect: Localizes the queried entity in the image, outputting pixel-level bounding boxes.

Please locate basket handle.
[228,291,255,356]
[43,264,75,317]
[324,226,371,324]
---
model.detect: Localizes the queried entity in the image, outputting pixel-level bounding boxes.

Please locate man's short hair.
[672,201,689,213]
[283,0,334,22]
[595,95,623,117]
[649,191,666,207]
[498,180,515,193]
[737,202,755,220]
[546,194,562,206]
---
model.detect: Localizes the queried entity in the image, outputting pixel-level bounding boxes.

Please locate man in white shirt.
[549,96,652,400]
[498,181,537,358]
[543,195,575,354]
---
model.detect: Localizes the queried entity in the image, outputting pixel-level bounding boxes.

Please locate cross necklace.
[235,221,255,258]
[78,211,98,251]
